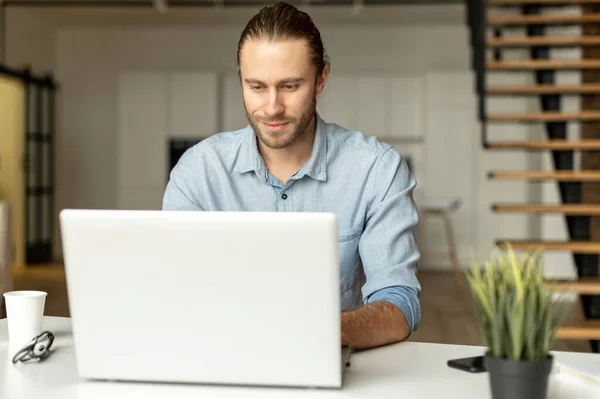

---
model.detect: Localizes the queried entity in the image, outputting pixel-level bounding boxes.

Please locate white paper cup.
[3,291,47,350]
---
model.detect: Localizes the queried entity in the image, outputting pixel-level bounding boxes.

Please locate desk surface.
[1,317,599,399]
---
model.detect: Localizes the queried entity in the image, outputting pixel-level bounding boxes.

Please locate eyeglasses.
[12,331,55,364]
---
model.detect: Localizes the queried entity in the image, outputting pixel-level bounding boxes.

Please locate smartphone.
[447,356,486,373]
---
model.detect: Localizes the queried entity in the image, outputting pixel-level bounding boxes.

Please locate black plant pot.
[484,353,554,399]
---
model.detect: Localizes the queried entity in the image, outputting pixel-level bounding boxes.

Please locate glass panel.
[27,195,37,244]
[27,140,39,188]
[41,194,51,242]
[42,142,51,187]
[28,85,37,133]
[42,88,51,137]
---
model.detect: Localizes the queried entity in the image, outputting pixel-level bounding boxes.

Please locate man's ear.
[316,64,329,95]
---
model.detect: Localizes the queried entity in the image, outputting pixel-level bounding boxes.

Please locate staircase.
[467,0,600,352]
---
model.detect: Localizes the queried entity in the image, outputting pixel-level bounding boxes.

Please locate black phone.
[447,356,486,373]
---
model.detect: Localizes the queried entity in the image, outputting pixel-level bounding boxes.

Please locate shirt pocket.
[338,226,362,294]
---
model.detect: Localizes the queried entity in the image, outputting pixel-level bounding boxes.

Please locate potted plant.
[465,244,573,399]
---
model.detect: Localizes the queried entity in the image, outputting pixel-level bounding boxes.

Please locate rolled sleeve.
[358,147,421,309]
[366,286,421,333]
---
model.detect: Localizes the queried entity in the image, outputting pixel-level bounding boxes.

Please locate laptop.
[59,209,351,388]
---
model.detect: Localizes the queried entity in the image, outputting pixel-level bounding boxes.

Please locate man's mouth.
[263,121,290,132]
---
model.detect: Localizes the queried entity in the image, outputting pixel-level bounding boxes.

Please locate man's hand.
[341,301,410,349]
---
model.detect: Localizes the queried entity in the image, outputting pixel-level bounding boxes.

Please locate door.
[0,75,26,266]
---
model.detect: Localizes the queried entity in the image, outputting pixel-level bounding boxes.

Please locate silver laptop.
[60,209,350,388]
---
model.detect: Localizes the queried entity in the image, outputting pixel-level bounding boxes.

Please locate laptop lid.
[60,209,342,388]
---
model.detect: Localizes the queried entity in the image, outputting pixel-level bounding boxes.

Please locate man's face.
[239,38,327,150]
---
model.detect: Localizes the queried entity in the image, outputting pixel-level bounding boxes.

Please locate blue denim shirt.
[162,114,422,333]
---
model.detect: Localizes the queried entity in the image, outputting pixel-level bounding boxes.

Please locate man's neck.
[258,117,316,184]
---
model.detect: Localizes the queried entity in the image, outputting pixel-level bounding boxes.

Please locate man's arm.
[353,147,422,349]
[342,301,410,349]
[343,285,420,349]
[163,146,205,211]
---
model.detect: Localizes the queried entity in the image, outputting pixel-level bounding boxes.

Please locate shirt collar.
[233,113,328,182]
[233,126,267,179]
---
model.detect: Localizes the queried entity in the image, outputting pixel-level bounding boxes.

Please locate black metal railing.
[466,0,488,147]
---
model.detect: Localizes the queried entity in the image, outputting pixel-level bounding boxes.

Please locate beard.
[245,95,317,150]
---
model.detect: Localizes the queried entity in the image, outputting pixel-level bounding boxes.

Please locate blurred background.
[1,0,599,353]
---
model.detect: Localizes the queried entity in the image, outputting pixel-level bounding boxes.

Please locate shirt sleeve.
[162,147,206,211]
[365,286,421,333]
[358,146,421,326]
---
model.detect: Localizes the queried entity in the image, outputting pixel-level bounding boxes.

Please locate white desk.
[1,317,599,399]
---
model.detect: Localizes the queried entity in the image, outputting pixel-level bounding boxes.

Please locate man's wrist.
[341,311,352,346]
[341,302,410,349]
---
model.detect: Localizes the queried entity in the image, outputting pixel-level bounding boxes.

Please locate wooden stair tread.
[488,112,600,122]
[493,204,600,214]
[489,0,600,5]
[549,277,600,295]
[488,59,600,70]
[489,170,600,181]
[488,14,600,27]
[487,84,600,95]
[488,36,600,48]
[557,321,600,340]
[496,240,600,253]
[488,140,600,150]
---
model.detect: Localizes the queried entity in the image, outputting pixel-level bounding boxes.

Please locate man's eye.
[282,84,297,90]
[252,85,263,90]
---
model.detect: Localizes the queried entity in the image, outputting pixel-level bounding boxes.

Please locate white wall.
[53,21,476,257]
[28,4,568,278]
[5,9,55,74]
[117,71,218,210]
[52,18,526,267]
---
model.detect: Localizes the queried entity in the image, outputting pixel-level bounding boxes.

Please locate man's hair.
[237,2,329,77]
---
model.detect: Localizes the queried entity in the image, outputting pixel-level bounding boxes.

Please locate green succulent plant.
[466,244,573,361]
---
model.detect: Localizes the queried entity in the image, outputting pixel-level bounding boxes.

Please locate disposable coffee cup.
[3,291,47,350]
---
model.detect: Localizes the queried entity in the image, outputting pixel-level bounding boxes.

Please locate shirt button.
[281,193,288,200]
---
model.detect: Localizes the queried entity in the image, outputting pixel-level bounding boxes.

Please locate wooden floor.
[11,266,592,353]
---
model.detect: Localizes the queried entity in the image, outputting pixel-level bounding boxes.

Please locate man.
[163,2,421,350]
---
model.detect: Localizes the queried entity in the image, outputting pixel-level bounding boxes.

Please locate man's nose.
[264,90,285,117]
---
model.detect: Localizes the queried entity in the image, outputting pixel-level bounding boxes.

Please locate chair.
[0,201,12,318]
[419,198,461,284]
